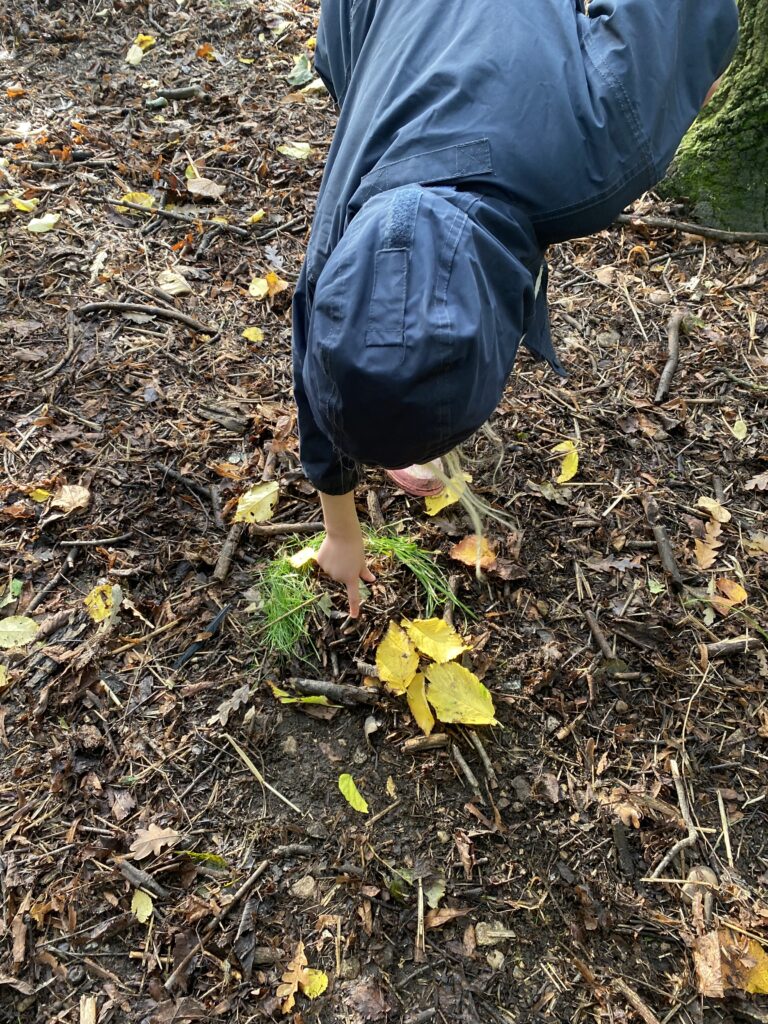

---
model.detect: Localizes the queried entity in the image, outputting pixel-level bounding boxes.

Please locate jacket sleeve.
[292,265,362,495]
[583,0,739,179]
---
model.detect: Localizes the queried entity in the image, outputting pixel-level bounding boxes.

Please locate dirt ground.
[2,3,768,1023]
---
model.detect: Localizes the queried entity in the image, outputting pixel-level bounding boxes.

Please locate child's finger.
[346,582,361,618]
[361,567,376,583]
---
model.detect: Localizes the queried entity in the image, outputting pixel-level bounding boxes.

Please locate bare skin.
[317,491,374,616]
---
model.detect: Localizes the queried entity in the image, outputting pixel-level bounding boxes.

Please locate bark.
[661,0,767,232]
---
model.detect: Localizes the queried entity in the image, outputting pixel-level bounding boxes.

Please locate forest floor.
[2,2,768,1023]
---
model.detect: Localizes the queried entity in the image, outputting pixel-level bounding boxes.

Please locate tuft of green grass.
[257,557,317,655]
[364,528,471,617]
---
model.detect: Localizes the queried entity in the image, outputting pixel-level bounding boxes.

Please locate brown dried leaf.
[130,823,181,860]
[51,484,91,515]
[745,471,768,492]
[186,176,225,200]
[694,520,723,570]
[449,534,496,570]
[276,940,308,1014]
[424,906,471,929]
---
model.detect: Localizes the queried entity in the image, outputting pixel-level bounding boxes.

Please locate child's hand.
[316,533,375,617]
[317,489,375,617]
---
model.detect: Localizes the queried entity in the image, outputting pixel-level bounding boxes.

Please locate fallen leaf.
[196,42,217,61]
[287,546,317,569]
[425,662,497,726]
[6,85,26,99]
[553,439,578,484]
[11,196,39,212]
[425,906,470,929]
[0,616,38,650]
[730,416,748,441]
[277,141,313,159]
[233,481,279,523]
[27,212,60,233]
[694,519,723,570]
[134,33,156,51]
[449,534,496,570]
[130,823,181,860]
[715,578,747,605]
[248,277,269,300]
[375,621,418,693]
[265,270,288,297]
[406,674,434,736]
[339,773,369,814]
[156,268,192,296]
[744,534,768,556]
[424,472,471,516]
[114,191,155,214]
[276,940,308,1014]
[28,488,52,502]
[386,776,397,798]
[248,209,265,224]
[84,584,114,623]
[697,496,731,523]
[242,326,264,343]
[746,471,768,492]
[125,44,145,65]
[301,969,328,999]
[475,921,516,946]
[51,484,91,514]
[0,579,23,609]
[187,176,225,200]
[719,928,768,995]
[131,890,153,924]
[287,53,314,87]
[403,617,469,664]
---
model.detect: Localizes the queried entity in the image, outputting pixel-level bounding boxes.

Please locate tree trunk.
[661,0,767,232]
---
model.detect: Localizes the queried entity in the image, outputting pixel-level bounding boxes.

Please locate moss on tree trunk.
[661,0,767,231]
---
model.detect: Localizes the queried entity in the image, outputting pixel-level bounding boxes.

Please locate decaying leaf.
[475,921,516,946]
[301,969,329,999]
[375,621,418,692]
[248,209,265,224]
[425,906,470,929]
[424,472,471,516]
[187,176,225,200]
[84,584,114,623]
[287,53,315,87]
[729,416,748,441]
[248,277,269,300]
[242,326,265,343]
[276,940,308,1014]
[697,496,731,523]
[28,488,52,502]
[51,484,91,515]
[745,533,768,556]
[338,773,369,814]
[130,823,181,860]
[131,889,153,924]
[0,616,38,650]
[403,617,469,664]
[277,141,313,159]
[425,662,497,726]
[266,681,331,707]
[156,268,192,296]
[694,519,723,570]
[711,578,748,616]
[406,674,434,737]
[114,191,155,214]
[265,270,289,297]
[233,481,278,523]
[746,471,768,492]
[449,534,496,570]
[694,928,768,997]
[27,212,60,233]
[287,546,317,569]
[553,439,579,484]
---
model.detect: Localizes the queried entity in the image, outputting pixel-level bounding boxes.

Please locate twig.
[110,619,181,654]
[368,800,401,826]
[615,213,768,245]
[209,485,225,529]
[213,524,244,582]
[466,731,498,788]
[172,606,229,670]
[716,790,734,868]
[60,535,131,547]
[248,521,324,536]
[366,489,384,529]
[256,215,305,242]
[612,977,663,1024]
[36,302,77,382]
[153,462,211,500]
[26,545,80,613]
[704,635,760,658]
[650,759,698,879]
[117,860,169,899]
[402,734,449,753]
[156,85,204,101]
[83,193,250,238]
[224,734,304,815]
[584,610,614,659]
[451,743,481,797]
[642,495,684,591]
[78,301,219,337]
[443,575,461,628]
[288,677,377,706]
[654,311,685,404]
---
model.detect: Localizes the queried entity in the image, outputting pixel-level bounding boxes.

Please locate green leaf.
[0,579,23,609]
[338,773,369,814]
[0,615,38,649]
[286,53,314,87]
[647,577,666,595]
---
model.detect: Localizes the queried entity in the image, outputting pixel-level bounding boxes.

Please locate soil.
[2,3,768,1023]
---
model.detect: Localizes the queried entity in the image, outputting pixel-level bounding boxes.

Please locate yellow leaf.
[248,277,269,300]
[131,889,153,923]
[300,969,328,999]
[134,33,156,51]
[114,191,155,214]
[242,326,264,343]
[277,141,313,159]
[248,209,265,224]
[425,662,497,726]
[84,584,114,623]
[449,534,496,570]
[0,665,9,690]
[338,773,369,814]
[375,621,418,692]
[553,439,578,484]
[0,616,38,650]
[716,579,747,605]
[406,674,434,736]
[265,270,288,297]
[402,617,469,664]
[11,196,39,212]
[27,212,60,233]
[233,481,278,523]
[697,496,731,523]
[306,36,317,48]
[125,43,145,65]
[238,56,256,64]
[28,488,52,502]
[730,416,748,441]
[287,546,317,569]
[424,472,471,516]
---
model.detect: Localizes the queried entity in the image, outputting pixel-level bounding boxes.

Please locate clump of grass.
[256,556,317,656]
[364,528,471,617]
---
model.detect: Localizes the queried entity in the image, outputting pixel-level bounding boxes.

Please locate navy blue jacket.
[293,0,739,494]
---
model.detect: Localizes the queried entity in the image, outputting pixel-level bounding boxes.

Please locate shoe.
[385,461,444,497]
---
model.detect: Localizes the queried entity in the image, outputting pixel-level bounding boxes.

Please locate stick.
[584,610,613,659]
[466,731,499,788]
[213,524,244,581]
[650,759,698,879]
[654,311,685,404]
[288,677,377,706]
[452,743,481,797]
[85,193,250,238]
[612,978,663,1024]
[26,545,80,613]
[615,213,768,245]
[117,860,169,898]
[248,521,324,536]
[156,86,204,100]
[110,619,181,654]
[77,301,218,337]
[704,636,760,658]
[717,790,734,868]
[153,462,211,500]
[642,495,684,591]
[60,535,131,547]
[402,734,449,753]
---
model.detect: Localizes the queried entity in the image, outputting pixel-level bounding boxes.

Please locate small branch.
[650,759,697,879]
[615,213,768,245]
[84,193,250,238]
[153,462,211,500]
[612,977,663,1024]
[654,311,685,404]
[156,85,204,101]
[402,734,449,754]
[704,635,761,659]
[584,610,614,660]
[78,301,219,337]
[60,535,131,547]
[466,730,498,788]
[288,677,377,706]
[366,489,384,529]
[452,743,481,798]
[117,859,169,899]
[213,524,245,581]
[248,521,324,536]
[172,605,229,670]
[642,495,684,591]
[26,545,80,613]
